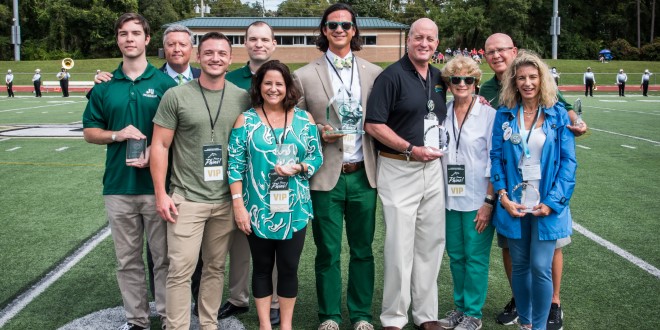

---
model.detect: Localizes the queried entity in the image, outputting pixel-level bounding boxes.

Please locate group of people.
[3,68,69,97]
[82,6,587,330]
[583,67,653,97]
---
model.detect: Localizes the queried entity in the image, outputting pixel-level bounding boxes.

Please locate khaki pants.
[377,157,446,328]
[104,195,168,328]
[166,193,235,330]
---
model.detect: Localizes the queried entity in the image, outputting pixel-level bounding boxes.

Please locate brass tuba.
[62,58,74,70]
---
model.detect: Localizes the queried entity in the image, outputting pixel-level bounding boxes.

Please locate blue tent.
[599,49,613,60]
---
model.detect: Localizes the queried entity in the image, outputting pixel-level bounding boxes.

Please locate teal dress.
[228,107,323,240]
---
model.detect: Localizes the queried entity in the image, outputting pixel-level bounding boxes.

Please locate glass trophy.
[126,138,147,165]
[325,85,364,135]
[574,98,585,127]
[511,182,540,213]
[424,124,450,153]
[275,144,298,171]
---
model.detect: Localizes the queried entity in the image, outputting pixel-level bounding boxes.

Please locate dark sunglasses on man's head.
[450,76,476,85]
[326,21,353,31]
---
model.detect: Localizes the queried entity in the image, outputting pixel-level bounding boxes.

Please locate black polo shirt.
[365,55,447,154]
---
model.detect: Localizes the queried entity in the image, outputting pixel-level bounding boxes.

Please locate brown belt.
[379,151,419,162]
[342,161,364,173]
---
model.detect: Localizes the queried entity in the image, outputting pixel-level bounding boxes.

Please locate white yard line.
[590,128,660,145]
[55,147,69,151]
[0,101,86,113]
[6,147,21,151]
[621,145,637,149]
[0,226,111,328]
[573,222,660,279]
[586,105,660,116]
[0,138,10,142]
[576,144,591,150]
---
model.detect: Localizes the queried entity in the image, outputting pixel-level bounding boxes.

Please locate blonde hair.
[499,50,557,109]
[441,56,482,85]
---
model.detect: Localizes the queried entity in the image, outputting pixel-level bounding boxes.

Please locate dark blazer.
[159,63,201,79]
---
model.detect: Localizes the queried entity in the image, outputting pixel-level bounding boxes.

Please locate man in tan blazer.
[293,4,382,330]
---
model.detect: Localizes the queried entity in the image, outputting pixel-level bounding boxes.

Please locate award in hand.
[126,138,147,165]
[511,182,540,213]
[275,144,298,171]
[424,124,450,153]
[325,85,364,135]
[574,98,585,127]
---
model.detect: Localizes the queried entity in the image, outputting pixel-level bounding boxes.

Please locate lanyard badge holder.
[420,69,448,153]
[325,56,364,135]
[447,96,476,196]
[512,105,542,212]
[199,81,225,182]
[264,108,296,213]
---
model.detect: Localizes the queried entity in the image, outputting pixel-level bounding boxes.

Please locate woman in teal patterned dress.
[228,60,322,330]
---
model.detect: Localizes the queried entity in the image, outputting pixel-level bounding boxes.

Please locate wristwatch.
[111,132,117,142]
[403,144,414,161]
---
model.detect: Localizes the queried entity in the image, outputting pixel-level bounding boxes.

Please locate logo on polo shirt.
[143,88,157,98]
[434,84,443,93]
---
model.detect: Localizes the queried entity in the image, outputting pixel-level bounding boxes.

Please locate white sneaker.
[318,320,340,330]
[353,320,375,330]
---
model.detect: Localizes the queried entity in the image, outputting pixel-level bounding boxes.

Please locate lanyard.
[198,80,226,143]
[451,95,476,152]
[518,104,541,159]
[262,107,289,145]
[416,68,433,112]
[325,54,355,98]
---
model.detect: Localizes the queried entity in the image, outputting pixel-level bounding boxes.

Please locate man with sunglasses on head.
[480,32,585,330]
[365,18,448,330]
[293,4,382,330]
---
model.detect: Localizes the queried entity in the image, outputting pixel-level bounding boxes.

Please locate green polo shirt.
[479,75,573,111]
[83,62,176,195]
[225,64,253,91]
[153,80,251,203]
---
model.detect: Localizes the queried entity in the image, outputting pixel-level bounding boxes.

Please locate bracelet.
[498,190,508,200]
[298,162,307,174]
[231,194,242,200]
[485,194,496,205]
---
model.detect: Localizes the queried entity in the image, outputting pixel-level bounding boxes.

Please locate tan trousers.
[166,193,235,330]
[227,230,279,308]
[377,157,446,328]
[104,195,168,328]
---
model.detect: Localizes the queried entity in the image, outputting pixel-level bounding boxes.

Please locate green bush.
[610,38,640,60]
[640,38,660,61]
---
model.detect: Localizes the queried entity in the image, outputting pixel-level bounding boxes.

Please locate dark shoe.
[546,303,563,330]
[270,308,281,326]
[217,301,249,319]
[495,297,518,325]
[117,322,146,330]
[415,321,442,330]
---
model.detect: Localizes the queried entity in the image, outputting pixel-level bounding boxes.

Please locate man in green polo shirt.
[221,20,281,325]
[150,32,251,330]
[82,13,176,330]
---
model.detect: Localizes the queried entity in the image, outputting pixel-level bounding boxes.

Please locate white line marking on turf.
[573,222,660,279]
[587,105,660,116]
[621,145,637,149]
[6,147,21,151]
[576,144,591,150]
[0,101,87,113]
[55,147,69,151]
[0,138,10,142]
[0,226,111,328]
[590,128,660,145]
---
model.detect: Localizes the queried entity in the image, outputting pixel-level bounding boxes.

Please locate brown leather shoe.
[381,327,401,330]
[415,321,441,330]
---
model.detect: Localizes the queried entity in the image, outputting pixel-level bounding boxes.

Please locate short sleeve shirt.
[83,62,176,195]
[365,55,447,154]
[479,75,573,111]
[226,64,253,91]
[153,80,251,203]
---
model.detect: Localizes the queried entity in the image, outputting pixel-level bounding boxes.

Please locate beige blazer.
[293,55,382,191]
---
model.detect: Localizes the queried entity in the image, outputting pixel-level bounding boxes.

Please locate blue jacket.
[490,102,577,240]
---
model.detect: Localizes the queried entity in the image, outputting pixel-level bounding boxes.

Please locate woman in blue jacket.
[490,50,577,330]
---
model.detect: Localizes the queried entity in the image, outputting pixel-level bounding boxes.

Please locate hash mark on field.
[0,226,111,327]
[621,145,637,149]
[0,101,86,113]
[576,144,591,150]
[0,138,9,142]
[55,147,69,151]
[587,105,660,116]
[41,112,48,114]
[6,147,21,151]
[573,222,660,279]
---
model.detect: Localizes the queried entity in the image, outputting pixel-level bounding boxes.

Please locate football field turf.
[0,92,658,329]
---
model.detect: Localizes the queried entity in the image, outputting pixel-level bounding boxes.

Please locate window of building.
[275,35,309,45]
[361,36,377,45]
[227,35,245,45]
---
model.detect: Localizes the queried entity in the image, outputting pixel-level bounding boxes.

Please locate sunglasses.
[450,76,476,85]
[325,21,353,31]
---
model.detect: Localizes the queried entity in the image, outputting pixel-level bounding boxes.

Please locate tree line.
[0,0,658,61]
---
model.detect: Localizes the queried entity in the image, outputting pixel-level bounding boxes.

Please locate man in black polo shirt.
[365,18,447,330]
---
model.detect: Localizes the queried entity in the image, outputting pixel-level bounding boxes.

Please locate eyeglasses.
[325,21,353,31]
[484,46,514,57]
[450,76,476,85]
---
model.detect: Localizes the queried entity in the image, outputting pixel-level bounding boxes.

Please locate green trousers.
[445,209,495,319]
[311,168,376,324]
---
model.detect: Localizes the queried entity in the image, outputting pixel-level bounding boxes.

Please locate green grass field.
[0,85,659,329]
